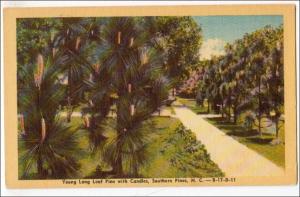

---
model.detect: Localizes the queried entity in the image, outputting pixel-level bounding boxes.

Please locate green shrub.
[243,112,255,131]
[169,124,224,177]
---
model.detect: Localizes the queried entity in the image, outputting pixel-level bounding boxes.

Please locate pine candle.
[19,114,25,134]
[141,52,148,65]
[128,83,132,93]
[34,73,40,88]
[75,37,81,50]
[129,37,134,47]
[89,100,94,107]
[130,104,135,116]
[117,31,121,44]
[84,116,90,128]
[35,54,44,88]
[93,63,100,74]
[50,31,55,42]
[89,73,93,82]
[37,54,44,79]
[52,48,57,57]
[41,118,46,143]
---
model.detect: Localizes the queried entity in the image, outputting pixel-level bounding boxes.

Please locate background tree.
[246,30,270,136]
[178,65,205,98]
[17,18,62,67]
[220,41,250,123]
[265,26,284,141]
[195,60,210,106]
[198,56,223,114]
[155,17,203,94]
[196,25,284,140]
[17,18,62,105]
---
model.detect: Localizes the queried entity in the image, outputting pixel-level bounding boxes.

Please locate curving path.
[172,101,285,177]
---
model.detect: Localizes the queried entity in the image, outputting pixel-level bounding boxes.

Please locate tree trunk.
[258,116,262,136]
[37,89,46,179]
[67,68,72,123]
[115,139,123,177]
[275,119,279,139]
[133,161,138,178]
[233,106,237,124]
[258,76,262,136]
[37,153,46,179]
[114,102,123,177]
[228,106,231,122]
[67,109,72,123]
[233,113,237,124]
[207,100,210,113]
[226,91,232,122]
[88,114,96,137]
[221,100,224,118]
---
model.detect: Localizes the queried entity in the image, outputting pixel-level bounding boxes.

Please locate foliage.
[51,18,103,122]
[243,111,256,131]
[17,18,62,67]
[16,16,217,179]
[178,66,205,98]
[168,124,224,177]
[197,25,284,137]
[92,17,170,177]
[141,118,224,178]
[18,53,80,179]
[155,17,203,88]
[17,18,62,95]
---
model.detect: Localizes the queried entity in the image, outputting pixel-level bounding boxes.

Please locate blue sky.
[193,15,283,43]
[193,15,283,60]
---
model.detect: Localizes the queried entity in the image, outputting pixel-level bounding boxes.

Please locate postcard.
[3,5,297,188]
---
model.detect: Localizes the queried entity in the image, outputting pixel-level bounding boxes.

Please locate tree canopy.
[196,25,283,137]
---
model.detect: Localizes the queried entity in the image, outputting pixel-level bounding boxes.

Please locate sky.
[193,16,283,60]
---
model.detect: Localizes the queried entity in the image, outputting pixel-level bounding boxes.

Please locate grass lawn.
[60,103,85,112]
[177,97,208,114]
[206,117,285,168]
[18,116,224,179]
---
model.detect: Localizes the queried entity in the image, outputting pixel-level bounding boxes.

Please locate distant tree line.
[181,25,283,139]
